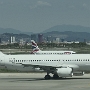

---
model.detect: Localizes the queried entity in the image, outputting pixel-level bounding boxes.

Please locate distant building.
[74,41,79,43]
[0,38,1,43]
[84,39,86,43]
[10,36,16,44]
[55,38,60,43]
[63,41,79,44]
[19,38,24,45]
[61,39,64,42]
[38,34,43,43]
[46,36,52,43]
[86,41,90,45]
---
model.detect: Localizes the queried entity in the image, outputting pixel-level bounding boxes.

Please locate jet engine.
[34,68,44,72]
[56,67,73,77]
[73,71,84,76]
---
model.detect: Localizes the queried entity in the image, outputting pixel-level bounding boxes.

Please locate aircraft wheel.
[53,74,59,79]
[44,75,51,80]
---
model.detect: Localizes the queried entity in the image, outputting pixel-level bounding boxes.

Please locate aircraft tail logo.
[31,40,40,53]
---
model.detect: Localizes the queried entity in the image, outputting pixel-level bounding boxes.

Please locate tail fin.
[31,40,37,49]
[31,40,40,54]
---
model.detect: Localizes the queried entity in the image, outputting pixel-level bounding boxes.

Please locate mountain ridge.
[0,25,90,42]
[42,25,90,33]
[0,28,33,35]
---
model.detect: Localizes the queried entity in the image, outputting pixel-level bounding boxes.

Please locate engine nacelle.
[73,72,84,76]
[34,68,44,72]
[56,67,73,77]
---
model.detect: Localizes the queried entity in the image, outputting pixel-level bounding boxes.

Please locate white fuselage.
[33,51,76,55]
[0,54,90,72]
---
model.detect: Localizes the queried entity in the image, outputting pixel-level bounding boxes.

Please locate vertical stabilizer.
[31,40,41,54]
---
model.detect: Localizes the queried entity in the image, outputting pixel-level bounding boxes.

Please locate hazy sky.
[0,0,90,33]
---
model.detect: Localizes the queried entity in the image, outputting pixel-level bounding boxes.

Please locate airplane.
[31,40,76,54]
[0,51,90,80]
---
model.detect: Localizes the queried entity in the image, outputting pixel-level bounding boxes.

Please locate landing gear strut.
[44,72,51,80]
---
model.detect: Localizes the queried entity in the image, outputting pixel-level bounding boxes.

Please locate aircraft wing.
[22,63,79,69]
[22,63,59,68]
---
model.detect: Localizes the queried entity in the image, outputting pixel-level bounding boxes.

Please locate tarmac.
[0,73,90,90]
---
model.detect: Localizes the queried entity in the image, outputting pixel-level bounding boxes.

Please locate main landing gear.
[44,73,59,80]
[44,72,51,80]
[53,74,59,79]
[44,74,51,80]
